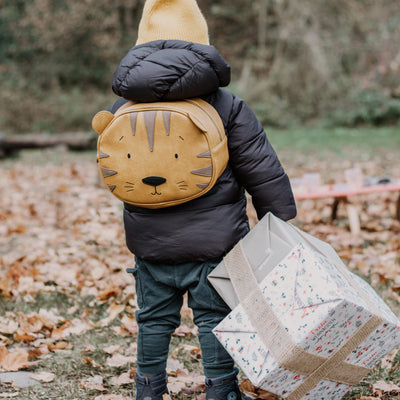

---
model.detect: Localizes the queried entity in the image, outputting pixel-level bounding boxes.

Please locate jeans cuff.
[203,362,235,378]
[137,361,167,377]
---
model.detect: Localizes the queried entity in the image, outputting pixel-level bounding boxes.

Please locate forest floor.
[0,127,400,400]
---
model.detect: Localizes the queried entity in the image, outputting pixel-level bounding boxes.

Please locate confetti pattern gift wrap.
[208,212,353,310]
[213,242,400,400]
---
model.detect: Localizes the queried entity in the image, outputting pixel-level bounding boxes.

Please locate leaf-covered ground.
[0,139,400,399]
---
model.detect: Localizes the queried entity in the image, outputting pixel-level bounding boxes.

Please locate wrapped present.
[213,242,400,400]
[208,212,346,309]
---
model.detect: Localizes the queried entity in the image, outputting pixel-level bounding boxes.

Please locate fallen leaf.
[8,225,26,234]
[94,395,130,400]
[172,324,198,338]
[119,315,138,335]
[80,375,106,391]
[0,346,30,372]
[109,372,135,386]
[372,380,400,394]
[37,309,64,329]
[92,304,125,328]
[103,345,122,355]
[0,393,19,398]
[0,334,12,346]
[380,348,398,369]
[48,341,69,351]
[97,289,119,301]
[166,357,187,375]
[0,318,19,335]
[51,321,72,339]
[57,185,68,193]
[30,371,56,383]
[105,353,136,368]
[167,379,188,395]
[13,332,36,343]
[81,345,96,354]
[166,370,205,395]
[188,347,202,361]
[82,357,102,369]
[27,348,44,360]
[16,312,43,334]
[53,319,91,339]
[240,379,278,400]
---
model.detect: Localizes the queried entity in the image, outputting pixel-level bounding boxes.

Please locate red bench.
[293,180,400,234]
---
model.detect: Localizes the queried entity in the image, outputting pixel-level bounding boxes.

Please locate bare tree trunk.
[117,0,145,45]
[257,0,268,61]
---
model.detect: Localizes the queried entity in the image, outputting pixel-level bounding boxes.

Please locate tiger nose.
[142,176,166,187]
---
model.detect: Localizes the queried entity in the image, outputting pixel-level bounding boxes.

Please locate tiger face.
[93,108,213,208]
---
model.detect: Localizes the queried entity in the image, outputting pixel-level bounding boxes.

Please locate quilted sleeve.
[227,96,297,221]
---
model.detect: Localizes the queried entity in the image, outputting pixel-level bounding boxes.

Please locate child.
[108,1,297,399]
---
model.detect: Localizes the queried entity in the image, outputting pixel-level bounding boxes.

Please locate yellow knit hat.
[136,0,210,45]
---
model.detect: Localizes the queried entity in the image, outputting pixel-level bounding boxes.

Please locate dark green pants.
[130,257,234,378]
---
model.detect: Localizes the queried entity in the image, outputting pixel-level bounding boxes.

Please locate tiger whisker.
[126,189,135,192]
[126,182,135,185]
[176,181,185,184]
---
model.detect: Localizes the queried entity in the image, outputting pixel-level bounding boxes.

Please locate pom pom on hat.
[136,0,210,45]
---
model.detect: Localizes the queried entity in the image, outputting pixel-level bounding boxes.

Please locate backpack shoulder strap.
[183,98,226,146]
[181,98,228,183]
[114,100,137,116]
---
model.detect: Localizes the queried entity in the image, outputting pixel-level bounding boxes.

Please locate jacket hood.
[112,40,231,102]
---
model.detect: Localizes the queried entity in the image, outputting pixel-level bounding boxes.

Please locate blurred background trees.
[1,0,400,133]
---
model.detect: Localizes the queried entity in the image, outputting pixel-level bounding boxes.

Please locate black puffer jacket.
[111,40,296,264]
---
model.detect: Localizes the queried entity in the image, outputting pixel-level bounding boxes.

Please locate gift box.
[213,242,400,400]
[208,212,345,310]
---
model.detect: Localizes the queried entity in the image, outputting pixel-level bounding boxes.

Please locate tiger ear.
[92,111,114,135]
[187,113,207,132]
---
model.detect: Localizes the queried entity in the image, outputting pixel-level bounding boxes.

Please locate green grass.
[0,292,75,313]
[3,126,399,168]
[267,126,400,158]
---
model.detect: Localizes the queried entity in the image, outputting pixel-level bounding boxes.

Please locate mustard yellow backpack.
[91,99,228,209]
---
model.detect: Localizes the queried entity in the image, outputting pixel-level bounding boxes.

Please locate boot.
[205,368,252,400]
[135,370,172,400]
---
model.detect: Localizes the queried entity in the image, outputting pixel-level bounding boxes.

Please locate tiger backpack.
[91,99,229,208]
